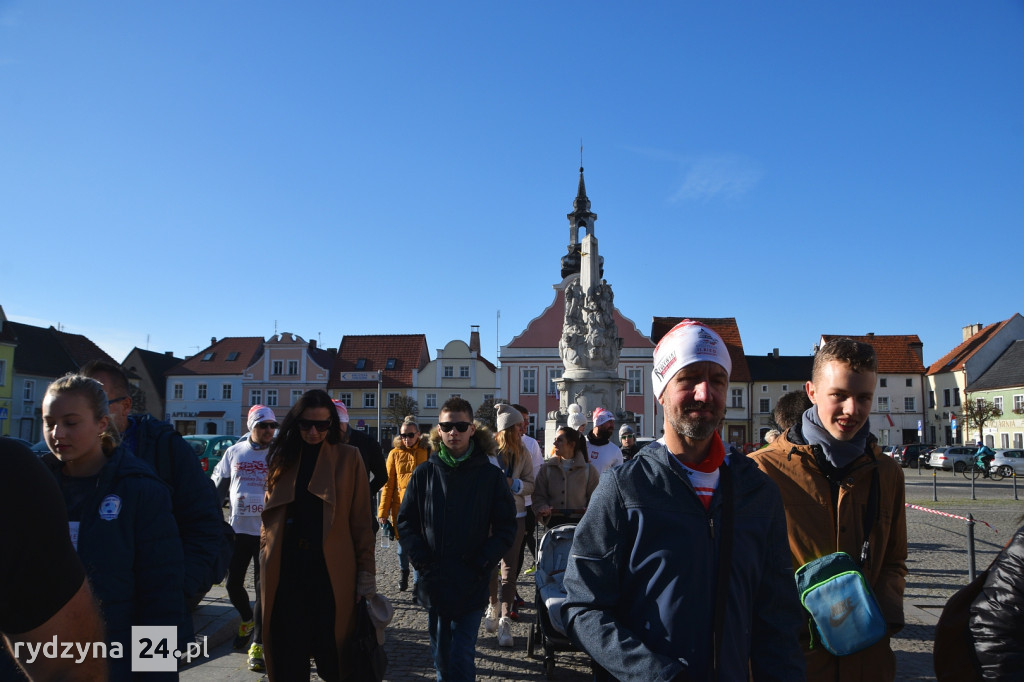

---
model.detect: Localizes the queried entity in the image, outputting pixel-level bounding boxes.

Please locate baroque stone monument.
[546,167,629,438]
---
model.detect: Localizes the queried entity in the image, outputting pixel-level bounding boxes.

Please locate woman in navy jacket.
[42,374,183,681]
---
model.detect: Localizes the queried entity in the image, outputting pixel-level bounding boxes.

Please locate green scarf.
[437,439,475,469]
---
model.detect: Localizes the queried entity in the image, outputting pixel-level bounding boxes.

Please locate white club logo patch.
[99,494,122,521]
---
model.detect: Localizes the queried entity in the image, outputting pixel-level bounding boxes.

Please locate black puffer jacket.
[396,432,516,619]
[970,526,1024,679]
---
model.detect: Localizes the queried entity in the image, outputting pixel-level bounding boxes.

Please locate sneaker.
[524,564,537,575]
[514,594,525,609]
[233,619,255,649]
[247,643,265,672]
[508,606,519,621]
[483,604,498,634]
[497,617,514,647]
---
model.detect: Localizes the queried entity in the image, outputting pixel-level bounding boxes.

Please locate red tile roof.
[651,317,750,382]
[54,329,117,368]
[926,318,1013,376]
[327,334,430,389]
[819,334,925,374]
[168,337,265,376]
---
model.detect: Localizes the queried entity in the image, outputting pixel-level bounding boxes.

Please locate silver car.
[988,449,1024,478]
[927,446,978,472]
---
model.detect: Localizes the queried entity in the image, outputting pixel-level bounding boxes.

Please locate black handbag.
[351,599,388,682]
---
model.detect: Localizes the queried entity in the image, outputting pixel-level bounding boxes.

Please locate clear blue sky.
[2,2,1022,368]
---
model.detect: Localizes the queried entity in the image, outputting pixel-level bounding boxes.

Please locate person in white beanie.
[586,407,623,474]
[212,404,276,669]
[567,403,588,433]
[563,319,804,681]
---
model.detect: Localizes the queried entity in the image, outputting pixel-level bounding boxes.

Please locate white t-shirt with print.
[212,439,269,537]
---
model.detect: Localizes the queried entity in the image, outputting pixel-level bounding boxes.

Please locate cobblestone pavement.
[181,474,1024,680]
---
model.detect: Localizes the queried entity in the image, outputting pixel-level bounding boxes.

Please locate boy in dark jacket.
[397,397,516,682]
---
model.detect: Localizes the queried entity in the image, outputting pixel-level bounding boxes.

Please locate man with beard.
[751,338,907,681]
[586,407,623,474]
[563,320,804,681]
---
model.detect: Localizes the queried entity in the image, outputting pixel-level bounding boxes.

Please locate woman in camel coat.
[260,389,376,681]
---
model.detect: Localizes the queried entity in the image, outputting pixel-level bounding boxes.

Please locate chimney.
[211,337,217,346]
[469,325,481,354]
[309,339,317,349]
[866,332,875,337]
[772,348,779,358]
[962,323,984,342]
[164,351,174,357]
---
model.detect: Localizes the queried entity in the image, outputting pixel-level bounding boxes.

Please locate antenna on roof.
[580,139,583,170]
[274,319,278,335]
[146,334,150,350]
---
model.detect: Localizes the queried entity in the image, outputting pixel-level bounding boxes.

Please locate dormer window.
[355,358,367,370]
[226,352,240,361]
[202,352,215,362]
[385,358,397,370]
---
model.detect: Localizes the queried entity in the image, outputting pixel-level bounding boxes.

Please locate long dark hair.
[266,389,341,493]
[557,426,587,461]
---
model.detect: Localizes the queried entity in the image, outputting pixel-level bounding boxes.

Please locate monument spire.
[562,160,601,280]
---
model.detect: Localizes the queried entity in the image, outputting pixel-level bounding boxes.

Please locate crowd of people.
[3,323,1023,681]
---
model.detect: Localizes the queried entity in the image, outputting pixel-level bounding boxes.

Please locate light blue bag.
[795,552,886,656]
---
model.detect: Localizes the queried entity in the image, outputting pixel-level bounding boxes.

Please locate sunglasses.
[298,419,331,432]
[621,434,635,439]
[400,432,418,439]
[256,422,279,430]
[438,421,472,433]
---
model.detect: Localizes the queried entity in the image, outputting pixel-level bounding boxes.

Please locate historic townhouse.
[242,332,336,424]
[121,347,183,423]
[746,350,814,444]
[963,339,1024,449]
[413,326,499,427]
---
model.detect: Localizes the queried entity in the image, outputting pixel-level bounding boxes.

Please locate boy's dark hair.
[773,390,813,432]
[440,396,474,419]
[80,359,132,396]
[812,338,877,383]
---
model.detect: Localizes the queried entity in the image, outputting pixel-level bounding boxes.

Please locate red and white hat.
[592,407,615,427]
[332,400,350,424]
[651,319,732,398]
[247,405,276,431]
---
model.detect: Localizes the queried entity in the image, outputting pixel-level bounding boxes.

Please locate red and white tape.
[905,503,998,533]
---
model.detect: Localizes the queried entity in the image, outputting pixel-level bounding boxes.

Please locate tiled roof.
[168,337,265,376]
[651,317,751,382]
[327,334,430,389]
[6,322,114,377]
[123,348,184,397]
[819,334,925,374]
[309,345,337,371]
[926,318,1013,376]
[746,355,814,383]
[968,339,1024,392]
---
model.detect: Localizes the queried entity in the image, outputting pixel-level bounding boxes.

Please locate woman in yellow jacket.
[378,415,428,592]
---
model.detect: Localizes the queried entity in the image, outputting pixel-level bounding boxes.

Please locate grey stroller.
[527,521,580,678]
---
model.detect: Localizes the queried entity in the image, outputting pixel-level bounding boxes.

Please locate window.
[761,385,768,392]
[879,378,887,388]
[1002,433,1010,449]
[929,391,935,408]
[730,389,742,408]
[943,389,951,407]
[355,358,367,370]
[954,388,961,406]
[363,393,375,408]
[449,393,461,399]
[250,389,262,406]
[1014,395,1024,412]
[521,369,537,394]
[222,384,232,400]
[387,392,399,407]
[197,383,207,400]
[877,396,889,412]
[226,352,240,361]
[443,365,454,378]
[0,359,5,385]
[994,396,1004,413]
[266,389,278,406]
[23,380,34,401]
[627,369,642,395]
[483,393,494,403]
[426,393,437,409]
[288,360,299,375]
[201,352,215,362]
[225,421,235,435]
[781,384,788,392]
[173,383,183,400]
[272,360,283,375]
[1015,433,1023,449]
[904,397,915,412]
[548,368,563,394]
[759,398,771,414]
[291,390,303,405]
[527,414,536,438]
[385,358,397,370]
[459,366,470,378]
[338,393,352,407]
[906,378,913,387]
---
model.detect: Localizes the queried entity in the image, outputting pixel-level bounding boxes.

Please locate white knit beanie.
[566,404,587,430]
[496,403,524,432]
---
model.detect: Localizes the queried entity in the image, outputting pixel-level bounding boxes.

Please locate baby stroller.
[527,514,583,678]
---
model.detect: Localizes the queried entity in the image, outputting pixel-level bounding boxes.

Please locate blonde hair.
[46,374,121,454]
[495,425,527,472]
[401,415,419,430]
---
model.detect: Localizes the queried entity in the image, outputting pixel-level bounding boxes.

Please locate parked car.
[182,434,237,473]
[881,445,897,458]
[890,443,935,468]
[927,446,979,472]
[989,449,1024,478]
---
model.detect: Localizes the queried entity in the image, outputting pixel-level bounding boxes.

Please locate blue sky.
[2,2,1021,368]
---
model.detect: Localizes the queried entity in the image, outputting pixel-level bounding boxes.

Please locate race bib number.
[233,494,263,517]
